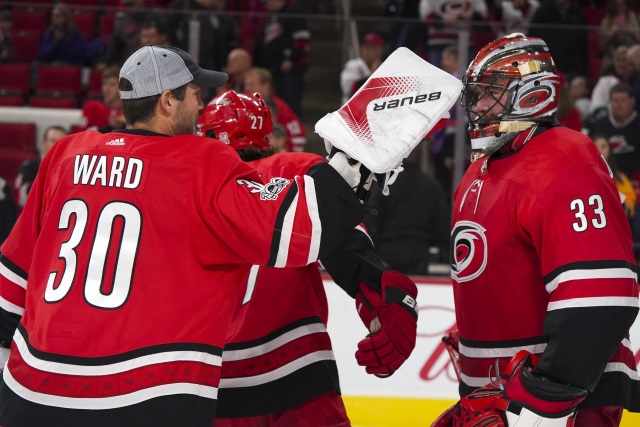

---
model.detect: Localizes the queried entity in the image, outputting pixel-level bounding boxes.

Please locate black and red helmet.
[461,33,561,158]
[198,90,273,152]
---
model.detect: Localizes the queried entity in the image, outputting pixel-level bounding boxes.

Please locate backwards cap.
[119,45,228,99]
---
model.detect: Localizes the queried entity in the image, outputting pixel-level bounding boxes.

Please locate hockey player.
[433,34,640,426]
[0,46,391,427]
[197,90,419,427]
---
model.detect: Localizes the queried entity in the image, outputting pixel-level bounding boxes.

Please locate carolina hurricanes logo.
[451,221,488,282]
[517,87,551,108]
[439,0,470,15]
[337,76,421,144]
[237,177,290,200]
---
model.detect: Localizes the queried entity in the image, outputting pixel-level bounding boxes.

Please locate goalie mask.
[198,90,273,151]
[461,33,561,160]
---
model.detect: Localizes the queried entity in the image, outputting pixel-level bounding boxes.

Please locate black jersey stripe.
[223,316,323,351]
[0,253,27,281]
[543,260,638,285]
[267,180,299,267]
[16,324,223,366]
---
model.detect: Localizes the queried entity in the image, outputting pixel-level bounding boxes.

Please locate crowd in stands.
[2,0,640,272]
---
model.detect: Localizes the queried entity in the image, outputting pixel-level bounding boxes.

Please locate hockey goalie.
[432,33,640,427]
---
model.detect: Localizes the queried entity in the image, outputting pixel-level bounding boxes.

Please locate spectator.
[386,0,427,56]
[569,75,592,123]
[364,142,450,275]
[244,67,307,152]
[592,133,636,217]
[105,0,147,65]
[490,0,540,37]
[624,42,640,112]
[0,44,368,427]
[0,10,14,64]
[73,67,125,134]
[590,45,632,118]
[557,73,583,131]
[255,0,309,118]
[590,81,640,239]
[139,20,170,46]
[598,0,639,60]
[340,32,385,104]
[219,48,253,94]
[169,0,239,73]
[588,83,640,185]
[419,0,488,68]
[529,0,589,81]
[198,91,417,427]
[0,177,17,245]
[14,125,68,208]
[429,44,459,202]
[38,3,85,66]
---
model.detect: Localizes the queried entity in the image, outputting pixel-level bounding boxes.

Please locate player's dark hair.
[43,125,68,140]
[238,146,273,162]
[119,79,187,125]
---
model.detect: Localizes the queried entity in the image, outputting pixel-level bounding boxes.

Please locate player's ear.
[158,90,174,115]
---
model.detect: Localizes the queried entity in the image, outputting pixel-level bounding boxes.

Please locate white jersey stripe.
[304,176,321,265]
[274,189,299,268]
[242,265,260,305]
[459,343,547,358]
[0,263,27,290]
[547,296,639,311]
[603,362,640,381]
[13,329,221,376]
[545,268,638,293]
[462,363,639,389]
[0,296,24,316]
[460,372,494,388]
[219,350,335,388]
[222,322,327,361]
[3,368,218,410]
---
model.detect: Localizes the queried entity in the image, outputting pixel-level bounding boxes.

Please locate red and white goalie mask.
[461,33,561,160]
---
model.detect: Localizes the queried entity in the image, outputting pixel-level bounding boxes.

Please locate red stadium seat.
[12,32,41,63]
[73,13,96,40]
[11,11,47,33]
[30,96,78,109]
[86,68,104,99]
[0,64,31,98]
[36,66,83,98]
[589,58,604,85]
[581,7,606,28]
[0,95,25,107]
[0,149,39,182]
[0,123,37,151]
[100,14,117,42]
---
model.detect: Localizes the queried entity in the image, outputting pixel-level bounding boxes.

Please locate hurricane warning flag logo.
[451,221,487,282]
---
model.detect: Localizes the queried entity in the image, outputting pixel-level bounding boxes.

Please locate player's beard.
[173,107,199,135]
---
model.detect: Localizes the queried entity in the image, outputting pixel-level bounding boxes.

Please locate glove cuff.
[504,352,587,417]
[381,271,419,320]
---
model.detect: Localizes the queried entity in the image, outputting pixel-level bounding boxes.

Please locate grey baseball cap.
[119,45,228,100]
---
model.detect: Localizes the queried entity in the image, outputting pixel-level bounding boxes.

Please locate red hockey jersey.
[273,96,307,152]
[451,125,640,410]
[216,152,383,418]
[0,130,364,427]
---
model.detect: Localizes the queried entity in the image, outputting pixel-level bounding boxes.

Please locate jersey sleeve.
[521,161,639,391]
[320,224,385,298]
[198,145,366,269]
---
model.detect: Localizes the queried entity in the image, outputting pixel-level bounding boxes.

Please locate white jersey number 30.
[570,195,607,232]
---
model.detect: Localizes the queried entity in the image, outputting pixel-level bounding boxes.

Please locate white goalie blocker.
[315,47,463,174]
